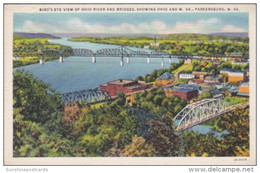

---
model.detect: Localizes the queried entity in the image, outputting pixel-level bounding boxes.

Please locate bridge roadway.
[174,101,249,132]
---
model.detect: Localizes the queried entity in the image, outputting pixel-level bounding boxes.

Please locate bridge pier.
[120,57,124,66]
[161,58,164,67]
[169,56,172,64]
[147,57,151,64]
[126,57,130,64]
[92,56,96,63]
[59,56,63,63]
[39,56,44,65]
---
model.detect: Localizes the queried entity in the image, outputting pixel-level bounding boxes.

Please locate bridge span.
[173,98,249,132]
[40,46,248,65]
[60,88,113,105]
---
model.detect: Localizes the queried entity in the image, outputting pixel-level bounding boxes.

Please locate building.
[232,61,249,66]
[220,68,247,83]
[188,79,204,85]
[100,79,152,96]
[222,57,228,61]
[210,89,222,96]
[200,83,216,91]
[224,85,239,96]
[229,52,243,62]
[177,84,201,91]
[215,83,228,90]
[237,82,249,97]
[164,86,198,101]
[179,73,195,79]
[204,75,221,84]
[213,61,221,66]
[220,68,231,76]
[150,42,160,47]
[155,72,174,86]
[143,45,150,49]
[184,59,192,65]
[228,71,246,83]
[192,71,210,80]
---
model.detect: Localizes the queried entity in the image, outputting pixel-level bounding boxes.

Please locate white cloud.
[15,18,247,34]
[169,18,222,33]
[67,18,106,33]
[110,23,138,33]
[221,24,247,33]
[15,20,66,33]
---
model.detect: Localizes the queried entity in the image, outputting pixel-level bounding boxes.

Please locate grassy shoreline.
[13,37,70,68]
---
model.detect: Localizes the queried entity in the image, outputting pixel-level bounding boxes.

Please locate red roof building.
[100,79,152,96]
[164,86,198,101]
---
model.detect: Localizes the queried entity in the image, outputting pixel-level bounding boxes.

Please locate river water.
[16,38,176,94]
[15,38,227,136]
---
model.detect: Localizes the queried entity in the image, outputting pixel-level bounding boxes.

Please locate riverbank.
[13,37,70,68]
[69,34,249,56]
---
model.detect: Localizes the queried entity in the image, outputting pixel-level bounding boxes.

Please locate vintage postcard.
[3,4,256,165]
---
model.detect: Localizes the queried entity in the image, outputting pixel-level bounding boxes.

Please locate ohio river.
[16,38,174,94]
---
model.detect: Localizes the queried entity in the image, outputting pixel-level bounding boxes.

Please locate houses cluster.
[163,67,249,102]
[99,63,249,104]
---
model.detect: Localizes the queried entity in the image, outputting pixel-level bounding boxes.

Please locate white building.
[143,45,150,49]
[150,42,160,47]
[179,73,195,79]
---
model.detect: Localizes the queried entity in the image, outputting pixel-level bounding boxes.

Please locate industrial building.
[100,79,152,96]
[164,85,199,101]
[237,82,249,97]
[228,71,246,83]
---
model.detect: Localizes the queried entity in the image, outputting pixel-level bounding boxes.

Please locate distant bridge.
[173,98,249,131]
[40,46,248,65]
[60,88,112,105]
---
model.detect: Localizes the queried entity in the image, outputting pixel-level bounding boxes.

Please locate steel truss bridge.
[41,46,248,62]
[60,88,112,105]
[173,98,249,132]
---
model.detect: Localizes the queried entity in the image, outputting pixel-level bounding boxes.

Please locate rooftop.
[225,85,239,93]
[230,52,243,55]
[126,84,149,89]
[178,84,200,90]
[220,68,246,74]
[237,92,249,96]
[205,75,221,79]
[173,87,197,93]
[210,89,222,94]
[108,79,136,85]
[158,72,174,80]
[240,82,249,86]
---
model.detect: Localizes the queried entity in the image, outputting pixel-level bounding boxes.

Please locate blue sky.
[14,13,248,34]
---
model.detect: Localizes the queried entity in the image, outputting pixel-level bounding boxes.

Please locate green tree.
[217,107,249,156]
[121,136,155,156]
[147,120,180,156]
[116,91,126,106]
[13,70,64,133]
[153,95,163,106]
[201,91,213,99]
